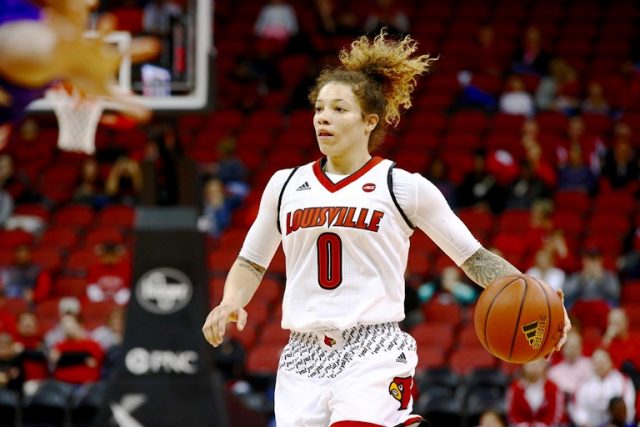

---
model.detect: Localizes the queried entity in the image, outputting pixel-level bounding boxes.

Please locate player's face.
[314,82,376,157]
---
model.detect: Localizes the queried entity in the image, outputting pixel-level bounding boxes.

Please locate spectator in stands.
[254,0,298,42]
[469,25,503,77]
[91,307,125,379]
[86,242,131,306]
[548,331,593,398]
[499,75,535,117]
[197,178,234,239]
[49,313,103,384]
[142,0,182,35]
[142,123,183,206]
[73,157,107,208]
[212,136,249,189]
[457,150,505,214]
[581,82,610,116]
[0,187,13,227]
[618,228,640,280]
[0,244,51,306]
[526,249,566,292]
[556,142,598,193]
[563,246,620,309]
[44,297,81,349]
[313,0,359,41]
[362,0,410,36]
[571,349,635,427]
[601,308,640,385]
[0,154,27,203]
[600,135,638,193]
[476,409,507,427]
[506,358,565,426]
[565,116,605,174]
[423,158,456,207]
[418,266,478,306]
[535,59,577,113]
[600,396,635,427]
[552,63,581,116]
[0,332,23,392]
[105,155,143,205]
[512,26,552,76]
[505,138,556,209]
[13,311,48,383]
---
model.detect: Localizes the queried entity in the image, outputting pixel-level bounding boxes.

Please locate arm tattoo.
[460,247,521,288]
[237,256,266,281]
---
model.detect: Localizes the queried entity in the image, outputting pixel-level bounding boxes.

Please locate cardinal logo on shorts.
[388,376,412,410]
[324,335,336,347]
[522,317,547,350]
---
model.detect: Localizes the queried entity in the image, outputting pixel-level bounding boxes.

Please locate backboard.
[28,0,212,113]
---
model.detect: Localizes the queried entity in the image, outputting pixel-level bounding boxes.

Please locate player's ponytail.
[310,30,436,151]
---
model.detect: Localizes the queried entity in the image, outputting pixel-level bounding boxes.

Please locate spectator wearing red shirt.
[86,242,131,306]
[602,308,640,385]
[0,244,51,306]
[49,313,103,384]
[506,359,565,427]
[13,311,48,382]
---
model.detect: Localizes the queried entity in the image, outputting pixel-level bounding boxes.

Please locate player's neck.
[324,153,372,175]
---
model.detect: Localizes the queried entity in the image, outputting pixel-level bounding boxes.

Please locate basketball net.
[46,84,104,154]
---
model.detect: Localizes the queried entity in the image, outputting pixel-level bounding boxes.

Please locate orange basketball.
[474,274,565,363]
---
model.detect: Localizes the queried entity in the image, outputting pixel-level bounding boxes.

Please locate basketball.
[474,274,565,363]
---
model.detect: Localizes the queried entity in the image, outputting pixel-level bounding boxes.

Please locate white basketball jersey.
[278,157,414,332]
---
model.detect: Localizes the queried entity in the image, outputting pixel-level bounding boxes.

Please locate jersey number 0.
[316,233,343,289]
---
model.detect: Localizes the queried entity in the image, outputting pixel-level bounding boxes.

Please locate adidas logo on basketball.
[296,182,311,191]
[396,352,407,364]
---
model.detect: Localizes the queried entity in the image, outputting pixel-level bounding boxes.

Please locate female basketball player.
[203,31,571,427]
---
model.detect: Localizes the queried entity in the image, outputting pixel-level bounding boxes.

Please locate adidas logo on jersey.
[296,181,311,191]
[396,352,407,364]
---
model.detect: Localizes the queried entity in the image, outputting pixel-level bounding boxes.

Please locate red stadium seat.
[257,322,290,346]
[592,193,636,215]
[552,211,585,239]
[449,111,489,134]
[553,190,592,217]
[53,277,87,299]
[416,345,447,372]
[621,280,640,304]
[0,230,34,247]
[38,227,79,251]
[227,322,258,350]
[587,213,631,236]
[497,209,531,233]
[457,324,482,347]
[83,226,125,247]
[30,248,63,273]
[449,347,497,374]
[457,209,495,237]
[97,205,135,228]
[421,300,462,327]
[0,298,28,316]
[53,205,95,228]
[253,277,283,306]
[411,323,455,351]
[65,248,100,275]
[442,132,482,152]
[570,299,611,334]
[246,109,285,131]
[536,111,569,135]
[246,343,283,375]
[13,204,50,222]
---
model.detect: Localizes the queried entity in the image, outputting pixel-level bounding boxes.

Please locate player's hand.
[202,304,248,347]
[554,289,572,352]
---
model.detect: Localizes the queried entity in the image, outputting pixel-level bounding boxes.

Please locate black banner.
[94,209,229,427]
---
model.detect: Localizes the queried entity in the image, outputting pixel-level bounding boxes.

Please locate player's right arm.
[202,170,290,347]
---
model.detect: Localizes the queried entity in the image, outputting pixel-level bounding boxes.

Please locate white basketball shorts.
[274,322,425,427]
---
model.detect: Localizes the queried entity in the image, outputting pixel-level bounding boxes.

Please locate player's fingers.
[236,309,248,331]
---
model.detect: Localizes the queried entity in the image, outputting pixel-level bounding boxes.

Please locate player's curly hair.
[309,30,436,151]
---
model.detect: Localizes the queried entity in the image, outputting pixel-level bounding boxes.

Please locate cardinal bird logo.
[324,335,336,347]
[389,376,413,410]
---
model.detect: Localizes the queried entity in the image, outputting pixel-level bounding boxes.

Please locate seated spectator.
[505,138,556,209]
[571,349,635,427]
[313,0,359,40]
[254,0,298,42]
[0,332,23,392]
[565,116,605,174]
[0,154,27,203]
[526,249,566,291]
[45,297,82,349]
[0,244,51,306]
[91,307,125,379]
[73,157,107,207]
[563,246,620,308]
[86,242,131,306]
[600,136,638,193]
[362,0,410,36]
[601,308,640,385]
[424,158,456,207]
[548,331,593,398]
[197,178,234,239]
[13,311,48,382]
[556,142,598,194]
[499,75,535,117]
[469,25,504,77]
[105,156,143,205]
[618,228,640,280]
[581,82,610,116]
[0,187,13,227]
[506,359,565,426]
[142,0,182,35]
[418,266,478,306]
[457,150,506,214]
[552,63,581,116]
[599,396,635,427]
[49,313,103,384]
[475,409,507,427]
[512,26,552,76]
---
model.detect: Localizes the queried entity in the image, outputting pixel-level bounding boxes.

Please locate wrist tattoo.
[460,247,521,288]
[237,256,266,281]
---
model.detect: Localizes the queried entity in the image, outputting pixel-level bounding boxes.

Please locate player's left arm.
[459,247,520,289]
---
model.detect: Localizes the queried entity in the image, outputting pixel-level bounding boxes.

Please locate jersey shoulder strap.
[277,167,300,234]
[387,162,415,230]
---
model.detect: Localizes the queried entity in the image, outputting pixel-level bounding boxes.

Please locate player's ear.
[364,113,379,133]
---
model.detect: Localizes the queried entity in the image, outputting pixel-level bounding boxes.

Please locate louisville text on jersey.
[285,206,384,235]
